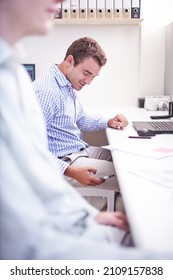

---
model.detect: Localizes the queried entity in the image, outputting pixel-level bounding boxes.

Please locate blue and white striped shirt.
[33,64,108,173]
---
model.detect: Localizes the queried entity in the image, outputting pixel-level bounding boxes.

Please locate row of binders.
[54,1,141,20]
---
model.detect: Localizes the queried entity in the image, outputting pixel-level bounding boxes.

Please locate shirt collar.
[0,38,26,66]
[51,63,72,88]
[0,38,14,66]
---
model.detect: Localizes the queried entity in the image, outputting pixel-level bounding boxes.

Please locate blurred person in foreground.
[0,0,172,260]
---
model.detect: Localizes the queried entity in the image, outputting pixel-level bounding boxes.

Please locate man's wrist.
[64,165,77,179]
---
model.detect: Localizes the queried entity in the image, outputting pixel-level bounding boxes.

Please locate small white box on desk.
[144,96,172,111]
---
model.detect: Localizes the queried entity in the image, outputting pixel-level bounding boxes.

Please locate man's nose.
[85,76,94,85]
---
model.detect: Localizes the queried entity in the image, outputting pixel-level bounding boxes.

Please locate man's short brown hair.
[64,37,107,67]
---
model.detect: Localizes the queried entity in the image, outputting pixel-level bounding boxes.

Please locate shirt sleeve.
[76,96,109,131]
[53,155,70,174]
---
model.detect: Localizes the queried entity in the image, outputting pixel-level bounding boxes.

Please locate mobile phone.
[97,174,115,180]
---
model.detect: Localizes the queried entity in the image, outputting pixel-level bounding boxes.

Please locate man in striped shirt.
[33,37,128,212]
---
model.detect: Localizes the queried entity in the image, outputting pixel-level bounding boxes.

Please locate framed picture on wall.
[23,64,35,81]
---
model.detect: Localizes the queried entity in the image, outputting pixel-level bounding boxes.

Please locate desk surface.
[102,107,173,253]
[85,107,173,252]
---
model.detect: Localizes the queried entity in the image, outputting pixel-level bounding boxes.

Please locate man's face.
[66,56,101,91]
[11,0,64,37]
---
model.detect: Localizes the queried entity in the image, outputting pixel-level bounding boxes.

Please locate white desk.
[105,107,173,253]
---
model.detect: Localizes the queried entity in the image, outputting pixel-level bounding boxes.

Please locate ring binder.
[96,0,105,19]
[54,2,62,19]
[105,0,114,19]
[114,0,122,19]
[122,0,131,19]
[88,0,96,19]
[71,0,79,19]
[62,0,70,19]
[131,0,140,18]
[79,0,87,19]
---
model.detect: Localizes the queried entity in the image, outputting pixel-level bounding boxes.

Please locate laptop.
[132,121,173,134]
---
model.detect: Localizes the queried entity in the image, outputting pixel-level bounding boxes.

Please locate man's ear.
[66,55,74,66]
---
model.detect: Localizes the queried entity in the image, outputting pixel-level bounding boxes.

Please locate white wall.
[164,23,173,96]
[140,0,173,97]
[20,0,173,106]
[21,24,141,107]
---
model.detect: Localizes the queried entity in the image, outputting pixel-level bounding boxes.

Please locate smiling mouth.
[80,82,85,87]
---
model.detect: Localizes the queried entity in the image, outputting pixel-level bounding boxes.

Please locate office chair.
[76,184,117,211]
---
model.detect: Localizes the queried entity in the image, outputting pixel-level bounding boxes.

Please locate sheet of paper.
[128,163,173,189]
[102,138,173,159]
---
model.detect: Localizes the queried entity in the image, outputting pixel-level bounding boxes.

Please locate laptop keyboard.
[150,121,173,131]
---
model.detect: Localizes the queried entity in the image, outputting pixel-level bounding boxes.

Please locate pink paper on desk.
[153,147,173,153]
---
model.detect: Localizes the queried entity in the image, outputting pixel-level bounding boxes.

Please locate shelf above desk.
[54,18,143,25]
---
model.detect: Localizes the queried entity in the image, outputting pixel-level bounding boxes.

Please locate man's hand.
[108,114,128,130]
[64,165,105,186]
[95,211,129,231]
